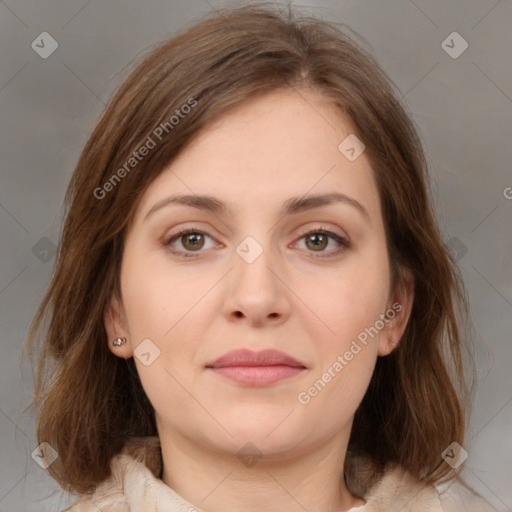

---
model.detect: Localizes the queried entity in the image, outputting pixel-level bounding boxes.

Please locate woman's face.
[106,88,410,460]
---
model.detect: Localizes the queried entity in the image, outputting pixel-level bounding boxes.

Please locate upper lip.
[206,349,306,369]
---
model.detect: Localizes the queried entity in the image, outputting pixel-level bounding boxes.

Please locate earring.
[112,337,127,346]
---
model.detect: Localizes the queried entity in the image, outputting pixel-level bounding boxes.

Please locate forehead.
[134,89,380,223]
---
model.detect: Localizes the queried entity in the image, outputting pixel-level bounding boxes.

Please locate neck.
[158,427,365,512]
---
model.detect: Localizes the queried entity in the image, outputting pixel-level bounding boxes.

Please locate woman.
[25,3,496,511]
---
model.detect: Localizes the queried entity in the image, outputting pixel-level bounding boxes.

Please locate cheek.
[301,349,377,435]
[296,242,389,419]
[305,247,390,346]
[120,254,209,394]
[121,250,203,339]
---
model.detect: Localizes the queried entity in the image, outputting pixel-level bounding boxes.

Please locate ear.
[104,293,133,359]
[378,267,415,356]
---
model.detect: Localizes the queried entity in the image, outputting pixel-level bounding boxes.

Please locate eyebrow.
[143,192,371,224]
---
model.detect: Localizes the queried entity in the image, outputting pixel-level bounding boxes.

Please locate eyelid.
[291,225,350,258]
[161,226,221,256]
[162,224,350,258]
[294,224,349,245]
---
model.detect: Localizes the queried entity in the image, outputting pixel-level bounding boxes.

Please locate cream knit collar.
[64,436,491,512]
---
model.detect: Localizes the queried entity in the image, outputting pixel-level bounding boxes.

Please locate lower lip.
[208,365,305,386]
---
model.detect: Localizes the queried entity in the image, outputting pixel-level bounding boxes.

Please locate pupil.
[307,233,327,251]
[184,233,203,250]
[181,233,328,252]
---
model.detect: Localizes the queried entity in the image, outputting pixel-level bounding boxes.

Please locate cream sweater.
[63,437,496,512]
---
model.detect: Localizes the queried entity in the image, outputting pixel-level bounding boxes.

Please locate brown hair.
[24,2,473,496]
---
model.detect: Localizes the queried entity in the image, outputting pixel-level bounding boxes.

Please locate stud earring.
[112,337,127,346]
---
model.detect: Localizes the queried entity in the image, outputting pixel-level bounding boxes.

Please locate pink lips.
[206,349,306,386]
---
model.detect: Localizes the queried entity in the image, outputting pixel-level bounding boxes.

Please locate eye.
[162,225,350,259]
[162,227,218,258]
[293,227,350,258]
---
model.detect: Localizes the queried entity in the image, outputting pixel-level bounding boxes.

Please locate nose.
[222,239,291,328]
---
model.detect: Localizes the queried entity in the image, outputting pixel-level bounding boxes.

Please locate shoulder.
[60,436,196,512]
[361,464,441,511]
[58,449,148,512]
[59,437,160,512]
[349,457,498,512]
[436,477,499,512]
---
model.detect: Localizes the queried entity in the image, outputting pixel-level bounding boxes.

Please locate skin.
[105,88,414,512]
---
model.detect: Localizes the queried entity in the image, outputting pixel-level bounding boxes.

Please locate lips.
[205,349,307,386]
[206,349,306,369]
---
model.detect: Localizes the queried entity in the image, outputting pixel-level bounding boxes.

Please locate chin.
[208,433,306,462]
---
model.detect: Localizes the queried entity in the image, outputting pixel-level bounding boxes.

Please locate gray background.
[1,0,511,510]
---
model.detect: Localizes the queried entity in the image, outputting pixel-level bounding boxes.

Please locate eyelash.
[162,225,350,260]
